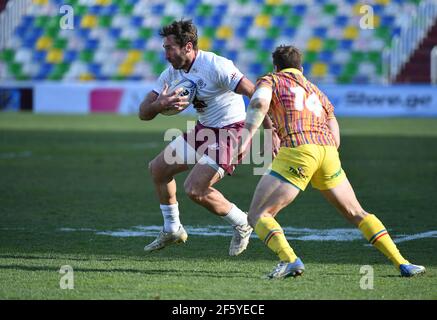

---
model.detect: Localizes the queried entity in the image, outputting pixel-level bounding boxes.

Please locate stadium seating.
[0,0,422,83]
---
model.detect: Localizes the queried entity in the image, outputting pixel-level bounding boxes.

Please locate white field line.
[392,230,437,243]
[59,226,437,243]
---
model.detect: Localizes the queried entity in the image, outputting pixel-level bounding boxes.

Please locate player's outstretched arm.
[238,87,272,159]
[139,84,188,121]
[245,97,270,136]
[235,79,279,155]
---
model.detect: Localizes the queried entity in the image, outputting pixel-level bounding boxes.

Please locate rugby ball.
[161,78,197,115]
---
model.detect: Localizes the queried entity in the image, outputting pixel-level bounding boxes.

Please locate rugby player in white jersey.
[139,20,279,256]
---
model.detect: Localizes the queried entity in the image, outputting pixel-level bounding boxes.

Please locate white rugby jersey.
[152,50,246,128]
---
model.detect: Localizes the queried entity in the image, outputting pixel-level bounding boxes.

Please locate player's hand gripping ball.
[161,78,197,115]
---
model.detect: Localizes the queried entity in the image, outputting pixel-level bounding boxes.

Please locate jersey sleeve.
[152,67,171,95]
[215,57,244,91]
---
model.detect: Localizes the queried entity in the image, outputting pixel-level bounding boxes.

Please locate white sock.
[160,203,181,233]
[222,204,248,226]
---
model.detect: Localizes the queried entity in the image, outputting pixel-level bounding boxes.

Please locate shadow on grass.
[0,264,253,279]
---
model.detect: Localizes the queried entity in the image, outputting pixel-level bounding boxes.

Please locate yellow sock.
[255,216,297,263]
[358,214,409,268]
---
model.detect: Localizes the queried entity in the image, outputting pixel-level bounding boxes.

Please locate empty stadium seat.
[0,0,423,83]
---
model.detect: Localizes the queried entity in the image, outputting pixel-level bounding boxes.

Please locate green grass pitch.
[0,113,436,299]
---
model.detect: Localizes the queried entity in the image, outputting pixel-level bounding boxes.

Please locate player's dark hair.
[159,19,198,50]
[272,45,302,71]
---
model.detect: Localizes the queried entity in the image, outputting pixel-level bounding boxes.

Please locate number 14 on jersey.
[289,87,323,117]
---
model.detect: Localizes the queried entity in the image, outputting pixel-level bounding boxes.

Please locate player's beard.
[169,55,190,71]
[168,56,182,69]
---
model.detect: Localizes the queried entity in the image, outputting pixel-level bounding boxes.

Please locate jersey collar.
[279,68,303,75]
[184,50,199,73]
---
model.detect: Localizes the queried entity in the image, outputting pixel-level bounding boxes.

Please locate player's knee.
[184,181,205,202]
[148,158,166,182]
[185,188,204,202]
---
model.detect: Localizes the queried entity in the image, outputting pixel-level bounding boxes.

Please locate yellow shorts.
[270,144,346,191]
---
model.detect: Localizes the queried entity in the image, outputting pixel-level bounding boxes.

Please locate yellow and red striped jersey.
[256,68,336,148]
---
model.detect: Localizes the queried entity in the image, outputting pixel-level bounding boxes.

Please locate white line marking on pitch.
[59,226,437,243]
